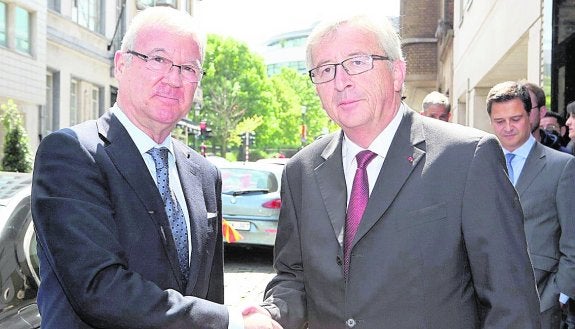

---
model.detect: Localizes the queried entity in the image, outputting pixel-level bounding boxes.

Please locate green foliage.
[200,35,272,157]
[199,35,337,156]
[0,99,32,172]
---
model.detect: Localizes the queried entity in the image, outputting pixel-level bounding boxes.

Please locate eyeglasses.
[126,50,204,83]
[308,54,389,84]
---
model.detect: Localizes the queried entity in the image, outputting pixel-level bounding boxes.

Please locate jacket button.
[346,318,356,327]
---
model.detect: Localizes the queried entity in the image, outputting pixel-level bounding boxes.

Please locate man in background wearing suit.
[254,13,540,329]
[487,81,575,329]
[31,7,279,329]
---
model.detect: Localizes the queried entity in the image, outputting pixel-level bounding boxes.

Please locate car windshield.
[220,168,278,194]
[0,172,32,206]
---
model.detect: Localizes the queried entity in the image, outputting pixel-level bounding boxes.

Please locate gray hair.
[120,6,206,63]
[422,91,451,113]
[305,14,403,71]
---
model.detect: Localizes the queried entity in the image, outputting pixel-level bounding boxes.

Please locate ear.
[113,51,125,79]
[392,59,406,93]
[561,126,567,137]
[540,106,548,120]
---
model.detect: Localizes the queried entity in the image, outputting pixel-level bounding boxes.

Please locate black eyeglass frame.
[126,50,205,81]
[308,54,390,84]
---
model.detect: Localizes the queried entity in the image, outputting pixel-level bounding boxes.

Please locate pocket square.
[207,212,218,219]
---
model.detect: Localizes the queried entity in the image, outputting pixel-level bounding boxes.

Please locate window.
[136,0,177,10]
[43,72,55,138]
[0,2,6,47]
[91,87,99,118]
[48,0,61,12]
[70,79,101,125]
[15,6,30,53]
[73,0,102,33]
[70,79,79,125]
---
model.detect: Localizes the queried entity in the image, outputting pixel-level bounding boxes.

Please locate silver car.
[219,162,283,247]
[0,172,41,328]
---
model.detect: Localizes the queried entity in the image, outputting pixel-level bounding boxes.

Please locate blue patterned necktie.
[505,153,516,185]
[148,147,189,283]
[344,150,378,278]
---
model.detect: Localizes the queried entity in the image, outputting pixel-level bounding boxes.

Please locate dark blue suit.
[31,111,227,328]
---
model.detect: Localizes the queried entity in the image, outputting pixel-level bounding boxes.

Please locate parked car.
[255,157,289,166]
[219,162,283,247]
[0,172,40,328]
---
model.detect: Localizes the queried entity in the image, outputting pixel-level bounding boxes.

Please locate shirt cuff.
[560,293,570,304]
[227,306,245,329]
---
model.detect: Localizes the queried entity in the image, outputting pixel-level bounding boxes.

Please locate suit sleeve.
[556,157,575,299]
[461,135,541,328]
[31,130,228,328]
[262,164,308,329]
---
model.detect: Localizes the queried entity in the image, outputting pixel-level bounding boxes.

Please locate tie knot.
[355,150,377,169]
[505,153,515,163]
[148,147,170,169]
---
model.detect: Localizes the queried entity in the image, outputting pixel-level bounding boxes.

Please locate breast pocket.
[395,203,448,232]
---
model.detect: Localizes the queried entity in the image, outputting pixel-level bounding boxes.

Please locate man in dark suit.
[487,81,575,329]
[248,13,541,329]
[31,7,279,329]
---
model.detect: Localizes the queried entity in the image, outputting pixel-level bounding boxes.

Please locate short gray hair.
[305,14,403,71]
[422,91,450,113]
[120,6,206,63]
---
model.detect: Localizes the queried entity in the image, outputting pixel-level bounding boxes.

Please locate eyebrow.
[314,52,369,67]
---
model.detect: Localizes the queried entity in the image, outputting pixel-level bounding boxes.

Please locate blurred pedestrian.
[421,91,451,121]
[31,6,280,329]
[249,13,540,329]
[541,111,569,147]
[487,81,575,329]
[522,80,568,152]
[566,101,575,156]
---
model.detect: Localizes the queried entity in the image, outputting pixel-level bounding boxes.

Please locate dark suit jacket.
[263,108,541,329]
[31,111,228,328]
[515,142,575,312]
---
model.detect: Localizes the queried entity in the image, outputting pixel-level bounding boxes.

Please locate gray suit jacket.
[32,111,227,328]
[515,142,575,312]
[263,108,540,329]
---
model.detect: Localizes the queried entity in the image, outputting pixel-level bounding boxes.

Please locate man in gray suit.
[487,81,575,329]
[249,13,541,329]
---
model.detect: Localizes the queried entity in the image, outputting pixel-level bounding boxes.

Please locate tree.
[261,68,336,149]
[0,99,33,172]
[200,35,272,157]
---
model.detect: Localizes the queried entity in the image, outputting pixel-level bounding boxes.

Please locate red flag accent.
[222,219,243,243]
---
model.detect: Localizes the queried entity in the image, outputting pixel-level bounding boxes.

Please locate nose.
[164,64,183,86]
[333,64,352,91]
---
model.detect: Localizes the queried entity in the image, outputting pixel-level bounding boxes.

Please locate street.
[224,245,276,306]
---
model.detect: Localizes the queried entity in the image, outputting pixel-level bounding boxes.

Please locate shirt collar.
[503,134,535,159]
[343,103,405,165]
[110,104,174,155]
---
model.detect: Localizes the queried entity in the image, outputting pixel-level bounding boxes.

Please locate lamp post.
[300,105,307,149]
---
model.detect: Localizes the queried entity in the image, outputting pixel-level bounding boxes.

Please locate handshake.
[241,304,283,329]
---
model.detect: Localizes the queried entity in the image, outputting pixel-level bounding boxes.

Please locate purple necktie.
[344,150,378,277]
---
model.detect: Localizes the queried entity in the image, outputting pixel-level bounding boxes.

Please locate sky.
[195,0,400,48]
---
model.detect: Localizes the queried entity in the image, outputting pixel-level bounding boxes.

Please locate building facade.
[402,0,574,131]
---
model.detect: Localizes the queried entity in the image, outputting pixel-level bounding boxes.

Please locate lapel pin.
[407,156,414,164]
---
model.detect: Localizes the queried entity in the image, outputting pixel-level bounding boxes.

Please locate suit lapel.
[173,144,205,292]
[354,110,425,245]
[97,112,187,290]
[515,142,546,196]
[315,132,348,242]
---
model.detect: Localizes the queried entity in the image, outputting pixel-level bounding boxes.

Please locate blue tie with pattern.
[505,153,516,185]
[148,147,190,283]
